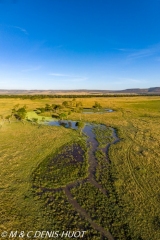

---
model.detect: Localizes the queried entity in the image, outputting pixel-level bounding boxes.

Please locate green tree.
[53,104,62,113]
[92,101,102,111]
[45,104,52,111]
[62,101,69,107]
[14,107,27,120]
[76,121,85,135]
[59,112,67,120]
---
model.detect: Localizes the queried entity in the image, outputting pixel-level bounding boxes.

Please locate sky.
[0,0,160,90]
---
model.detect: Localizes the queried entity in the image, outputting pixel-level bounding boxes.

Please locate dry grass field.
[0,96,160,239]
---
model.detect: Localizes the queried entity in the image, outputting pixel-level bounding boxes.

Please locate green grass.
[31,190,101,239]
[93,125,114,147]
[71,181,130,239]
[0,121,79,232]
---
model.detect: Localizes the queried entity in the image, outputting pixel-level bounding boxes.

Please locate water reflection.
[46,120,78,129]
[83,108,114,114]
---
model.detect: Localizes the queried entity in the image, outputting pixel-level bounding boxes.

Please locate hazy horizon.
[1,1,160,90]
[0,87,159,92]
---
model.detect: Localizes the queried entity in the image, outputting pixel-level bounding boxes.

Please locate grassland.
[0,96,160,239]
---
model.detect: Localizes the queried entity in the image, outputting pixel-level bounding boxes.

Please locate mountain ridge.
[0,87,160,95]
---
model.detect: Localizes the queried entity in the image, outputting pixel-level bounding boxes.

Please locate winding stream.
[47,120,119,239]
[63,123,119,239]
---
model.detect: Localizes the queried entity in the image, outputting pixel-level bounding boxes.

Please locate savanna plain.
[0,96,160,240]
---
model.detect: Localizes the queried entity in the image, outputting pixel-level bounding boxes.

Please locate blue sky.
[0,0,160,90]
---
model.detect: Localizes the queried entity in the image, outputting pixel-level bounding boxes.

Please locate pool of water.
[46,120,78,129]
[82,108,114,114]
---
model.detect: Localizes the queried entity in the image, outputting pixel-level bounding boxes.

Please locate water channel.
[44,119,119,239]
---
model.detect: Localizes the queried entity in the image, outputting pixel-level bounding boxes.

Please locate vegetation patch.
[32,141,88,189]
[93,124,114,147]
[30,190,102,239]
[71,182,131,239]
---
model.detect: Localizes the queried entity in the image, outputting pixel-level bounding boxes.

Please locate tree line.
[0,94,160,99]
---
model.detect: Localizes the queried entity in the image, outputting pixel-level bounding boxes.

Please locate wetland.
[0,96,160,239]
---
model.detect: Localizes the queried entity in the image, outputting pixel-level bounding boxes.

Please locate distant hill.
[0,87,160,95]
[148,87,160,92]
